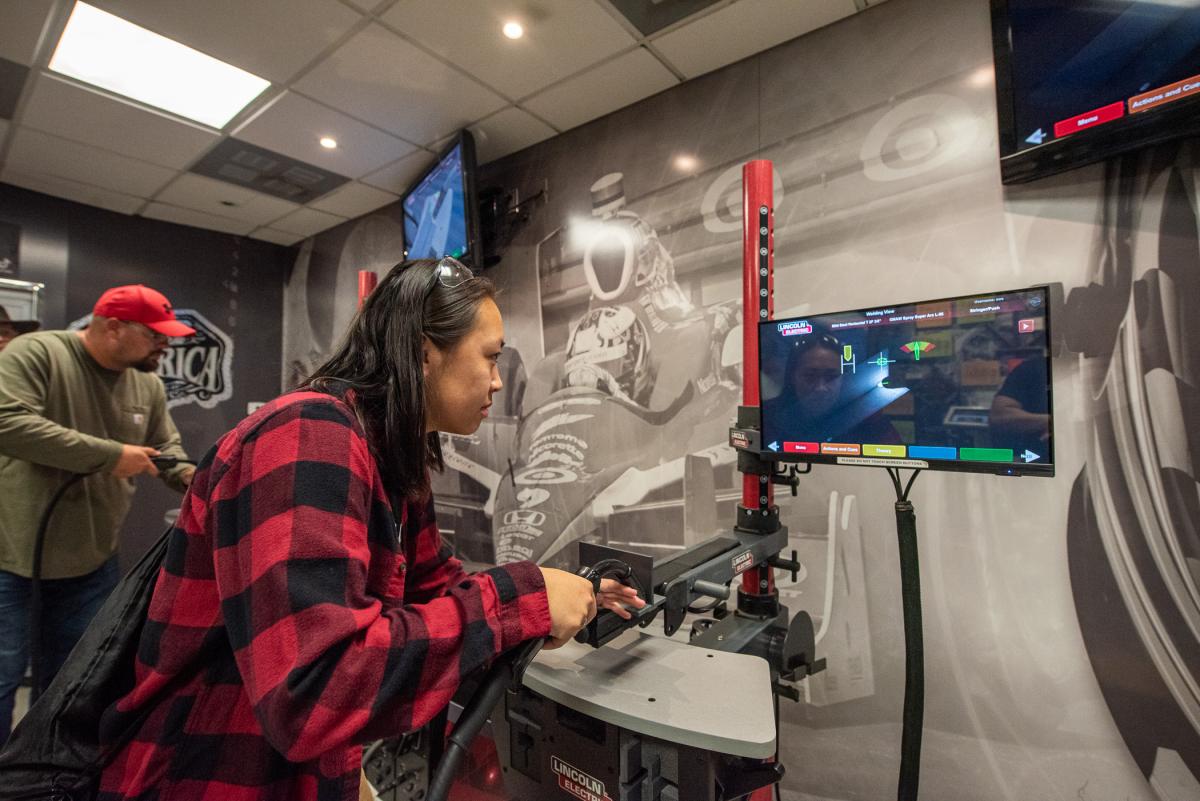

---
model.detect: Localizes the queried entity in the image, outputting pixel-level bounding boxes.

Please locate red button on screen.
[1053,101,1125,138]
[784,442,820,454]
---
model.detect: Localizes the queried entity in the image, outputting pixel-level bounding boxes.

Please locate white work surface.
[522,629,776,759]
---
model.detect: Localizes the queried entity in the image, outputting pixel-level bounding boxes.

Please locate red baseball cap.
[93,285,195,337]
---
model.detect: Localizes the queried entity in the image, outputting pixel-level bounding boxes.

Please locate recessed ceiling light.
[674,154,699,172]
[319,136,338,149]
[502,21,524,39]
[49,2,269,129]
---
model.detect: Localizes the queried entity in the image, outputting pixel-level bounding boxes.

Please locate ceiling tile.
[360,150,435,194]
[235,91,418,179]
[652,0,857,79]
[470,107,556,163]
[294,23,507,145]
[0,0,54,66]
[20,75,220,170]
[270,207,347,237]
[88,0,363,84]
[7,127,177,198]
[153,173,300,227]
[309,181,399,218]
[249,227,305,246]
[523,48,677,132]
[382,0,636,101]
[1,167,144,215]
[142,201,257,235]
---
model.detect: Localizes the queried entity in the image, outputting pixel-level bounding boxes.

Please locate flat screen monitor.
[758,287,1054,477]
[991,0,1200,184]
[402,131,480,265]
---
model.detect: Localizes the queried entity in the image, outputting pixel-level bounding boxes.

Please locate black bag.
[0,529,170,801]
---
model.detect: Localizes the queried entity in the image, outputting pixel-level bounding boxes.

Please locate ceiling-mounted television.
[402,130,481,266]
[991,0,1200,184]
[758,287,1054,477]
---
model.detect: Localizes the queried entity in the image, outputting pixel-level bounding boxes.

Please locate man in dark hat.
[0,284,196,741]
[0,306,39,352]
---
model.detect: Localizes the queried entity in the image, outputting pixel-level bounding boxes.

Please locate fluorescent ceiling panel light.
[49,2,270,129]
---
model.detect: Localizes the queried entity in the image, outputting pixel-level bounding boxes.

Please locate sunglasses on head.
[792,333,840,350]
[431,257,474,291]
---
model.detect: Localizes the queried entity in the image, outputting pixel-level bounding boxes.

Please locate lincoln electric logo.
[159,310,233,410]
[551,756,611,801]
[778,320,812,337]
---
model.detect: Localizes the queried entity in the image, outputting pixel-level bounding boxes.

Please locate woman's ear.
[422,335,439,379]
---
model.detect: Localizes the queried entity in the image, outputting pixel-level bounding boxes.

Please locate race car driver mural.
[435,171,740,568]
[1064,140,1200,795]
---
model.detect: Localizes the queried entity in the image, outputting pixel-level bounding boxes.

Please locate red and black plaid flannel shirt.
[96,391,550,801]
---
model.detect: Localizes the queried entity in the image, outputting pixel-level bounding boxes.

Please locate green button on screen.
[959,448,1014,462]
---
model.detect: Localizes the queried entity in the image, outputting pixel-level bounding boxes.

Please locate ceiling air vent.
[606,0,725,36]
[190,138,348,203]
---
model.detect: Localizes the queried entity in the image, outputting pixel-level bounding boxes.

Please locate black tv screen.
[402,131,480,264]
[992,0,1200,184]
[758,287,1054,477]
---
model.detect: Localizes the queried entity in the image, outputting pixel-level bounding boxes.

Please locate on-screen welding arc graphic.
[901,340,936,360]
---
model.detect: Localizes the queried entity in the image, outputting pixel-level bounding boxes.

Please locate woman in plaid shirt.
[95,258,642,801]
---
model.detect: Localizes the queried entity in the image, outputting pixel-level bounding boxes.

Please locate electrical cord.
[28,456,195,703]
[885,467,923,801]
[773,688,781,801]
[426,560,635,801]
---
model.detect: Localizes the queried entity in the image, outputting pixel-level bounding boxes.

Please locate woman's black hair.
[300,259,496,499]
[783,330,841,383]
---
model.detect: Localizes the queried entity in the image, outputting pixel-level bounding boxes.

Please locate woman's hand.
[597,578,646,620]
[539,567,597,648]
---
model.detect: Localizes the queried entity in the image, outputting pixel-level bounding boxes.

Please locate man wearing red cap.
[0,284,196,741]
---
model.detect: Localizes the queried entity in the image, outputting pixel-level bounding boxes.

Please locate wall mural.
[68,310,234,411]
[282,0,1198,798]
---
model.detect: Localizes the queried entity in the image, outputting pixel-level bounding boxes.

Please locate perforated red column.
[357,270,378,308]
[741,160,775,598]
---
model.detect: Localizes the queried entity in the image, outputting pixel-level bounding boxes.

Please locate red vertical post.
[741,160,775,600]
[357,270,378,308]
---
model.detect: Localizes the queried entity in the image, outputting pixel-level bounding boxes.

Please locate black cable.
[886,467,903,498]
[426,637,543,801]
[29,473,88,702]
[427,563,609,800]
[28,456,195,703]
[902,468,922,501]
[773,688,782,801]
[891,472,924,801]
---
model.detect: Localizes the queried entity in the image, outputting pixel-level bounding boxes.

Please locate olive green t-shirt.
[0,331,189,578]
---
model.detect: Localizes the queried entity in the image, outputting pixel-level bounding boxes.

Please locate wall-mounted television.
[402,130,481,265]
[758,287,1054,477]
[991,0,1200,184]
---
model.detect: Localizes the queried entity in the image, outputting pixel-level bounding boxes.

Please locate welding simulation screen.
[403,142,469,261]
[758,287,1053,475]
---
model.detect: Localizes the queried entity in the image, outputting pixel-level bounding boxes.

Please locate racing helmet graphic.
[563,305,651,404]
[582,173,692,315]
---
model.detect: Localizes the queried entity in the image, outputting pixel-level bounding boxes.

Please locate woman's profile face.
[424,297,505,435]
[789,345,843,419]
